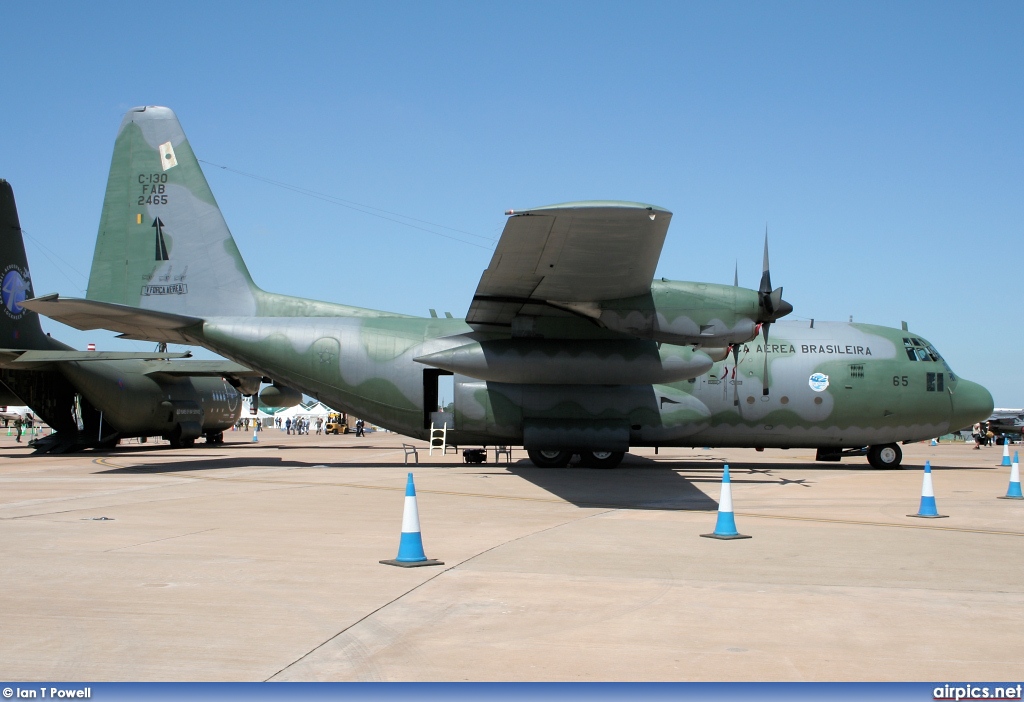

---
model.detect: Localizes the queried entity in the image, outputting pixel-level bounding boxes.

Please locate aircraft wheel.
[168,432,196,449]
[579,450,625,469]
[867,443,902,469]
[527,449,573,468]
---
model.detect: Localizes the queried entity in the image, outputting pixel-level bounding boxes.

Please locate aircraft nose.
[949,379,994,432]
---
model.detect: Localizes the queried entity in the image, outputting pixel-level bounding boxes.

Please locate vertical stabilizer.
[87,106,260,318]
[0,180,57,349]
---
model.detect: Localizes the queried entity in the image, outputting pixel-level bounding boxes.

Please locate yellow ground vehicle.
[325,412,349,435]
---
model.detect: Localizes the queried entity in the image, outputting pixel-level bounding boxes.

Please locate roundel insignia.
[1,265,31,319]
[808,372,830,392]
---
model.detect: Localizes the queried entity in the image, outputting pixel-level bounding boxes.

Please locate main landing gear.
[815,443,903,469]
[866,443,902,469]
[527,449,626,469]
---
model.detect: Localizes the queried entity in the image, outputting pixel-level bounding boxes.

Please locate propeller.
[756,229,793,396]
[731,261,741,406]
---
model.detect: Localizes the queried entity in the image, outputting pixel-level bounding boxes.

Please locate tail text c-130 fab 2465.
[22,106,994,468]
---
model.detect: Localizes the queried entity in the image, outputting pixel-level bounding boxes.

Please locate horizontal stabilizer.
[143,360,259,378]
[21,294,202,344]
[11,350,192,363]
[0,348,192,369]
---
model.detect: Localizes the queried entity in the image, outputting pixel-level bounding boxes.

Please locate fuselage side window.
[926,372,936,392]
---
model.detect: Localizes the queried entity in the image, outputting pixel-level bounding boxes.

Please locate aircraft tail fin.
[87,106,262,318]
[87,106,412,321]
[0,180,58,349]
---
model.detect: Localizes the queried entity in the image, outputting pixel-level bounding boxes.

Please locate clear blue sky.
[3,2,1022,405]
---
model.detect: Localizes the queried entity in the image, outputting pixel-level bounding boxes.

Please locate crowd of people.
[281,416,322,435]
[972,421,996,449]
[231,414,367,437]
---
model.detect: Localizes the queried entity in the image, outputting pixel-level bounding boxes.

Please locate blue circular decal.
[1,269,28,316]
[808,372,830,392]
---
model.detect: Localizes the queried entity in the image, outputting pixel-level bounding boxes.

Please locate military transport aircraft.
[0,178,266,452]
[23,106,994,467]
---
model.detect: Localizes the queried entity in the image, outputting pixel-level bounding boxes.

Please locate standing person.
[14,415,22,443]
[316,417,323,435]
[973,422,983,449]
[285,417,292,435]
[355,418,364,437]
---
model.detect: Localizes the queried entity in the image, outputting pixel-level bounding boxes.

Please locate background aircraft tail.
[87,106,408,320]
[0,179,61,350]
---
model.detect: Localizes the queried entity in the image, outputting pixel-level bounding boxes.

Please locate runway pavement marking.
[91,457,1024,538]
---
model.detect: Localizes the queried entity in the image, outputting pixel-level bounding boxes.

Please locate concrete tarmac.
[0,429,1021,681]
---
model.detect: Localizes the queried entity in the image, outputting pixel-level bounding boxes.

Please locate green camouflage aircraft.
[24,106,993,467]
[0,178,262,452]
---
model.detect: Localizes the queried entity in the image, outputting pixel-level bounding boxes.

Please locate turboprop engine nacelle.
[415,339,719,385]
[554,280,787,347]
[259,384,302,408]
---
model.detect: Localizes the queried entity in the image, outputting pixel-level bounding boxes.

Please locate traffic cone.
[930,438,937,446]
[380,473,444,567]
[908,461,948,518]
[251,427,258,443]
[1001,442,1011,466]
[998,451,1023,500]
[701,465,751,539]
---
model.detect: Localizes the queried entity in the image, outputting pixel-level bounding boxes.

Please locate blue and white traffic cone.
[998,451,1023,500]
[930,438,938,446]
[380,473,444,567]
[701,465,751,539]
[1000,442,1011,466]
[908,461,948,518]
[251,427,259,443]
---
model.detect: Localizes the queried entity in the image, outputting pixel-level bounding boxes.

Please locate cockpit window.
[903,338,917,361]
[903,337,942,362]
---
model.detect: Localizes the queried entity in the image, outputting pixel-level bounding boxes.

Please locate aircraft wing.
[21,294,202,344]
[466,202,671,332]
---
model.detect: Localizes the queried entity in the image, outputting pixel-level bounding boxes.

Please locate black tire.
[867,443,902,469]
[578,450,625,469]
[98,437,120,451]
[527,449,573,468]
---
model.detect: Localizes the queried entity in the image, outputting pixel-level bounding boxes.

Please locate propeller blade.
[759,228,771,295]
[731,343,741,406]
[734,261,739,288]
[762,322,771,396]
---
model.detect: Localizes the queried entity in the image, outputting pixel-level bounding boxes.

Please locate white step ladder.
[428,411,455,455]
